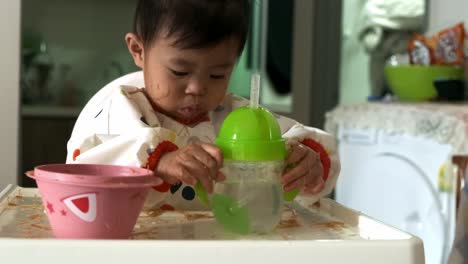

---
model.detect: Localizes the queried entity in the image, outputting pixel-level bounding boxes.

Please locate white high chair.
[448,155,468,263]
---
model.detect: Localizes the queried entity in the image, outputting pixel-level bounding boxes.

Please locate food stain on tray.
[310,221,345,230]
[144,208,165,218]
[309,201,320,209]
[183,212,213,221]
[1,187,370,241]
[277,217,301,229]
[130,228,159,239]
[29,214,41,220]
[30,224,52,231]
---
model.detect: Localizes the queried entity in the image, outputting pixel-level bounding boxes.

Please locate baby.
[66,0,340,210]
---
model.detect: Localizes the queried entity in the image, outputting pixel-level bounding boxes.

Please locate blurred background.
[16,0,344,187]
[9,0,468,183]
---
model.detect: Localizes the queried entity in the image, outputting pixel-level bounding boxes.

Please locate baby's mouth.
[174,105,210,126]
[178,105,202,118]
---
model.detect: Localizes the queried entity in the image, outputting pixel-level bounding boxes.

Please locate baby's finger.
[283,174,306,192]
[177,166,198,186]
[304,181,325,194]
[195,172,215,193]
[200,143,224,167]
[304,161,324,186]
[181,156,209,180]
[214,171,226,182]
[159,174,180,185]
[193,147,219,180]
[282,159,313,185]
[286,144,308,165]
[183,157,214,193]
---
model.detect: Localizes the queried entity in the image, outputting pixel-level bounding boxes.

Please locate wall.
[339,0,370,105]
[21,0,277,108]
[339,0,436,105]
[427,0,468,88]
[428,0,468,33]
[0,1,20,189]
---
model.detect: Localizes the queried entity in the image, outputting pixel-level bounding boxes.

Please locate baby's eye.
[170,69,189,77]
[210,74,225,79]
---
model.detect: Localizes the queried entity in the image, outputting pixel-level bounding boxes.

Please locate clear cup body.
[215,160,284,233]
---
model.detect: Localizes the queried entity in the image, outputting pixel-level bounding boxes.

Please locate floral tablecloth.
[325,102,468,154]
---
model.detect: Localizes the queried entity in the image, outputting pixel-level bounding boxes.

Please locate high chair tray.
[0,185,424,264]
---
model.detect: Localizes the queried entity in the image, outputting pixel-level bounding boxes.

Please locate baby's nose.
[185,79,207,95]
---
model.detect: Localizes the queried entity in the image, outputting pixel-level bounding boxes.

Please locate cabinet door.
[21,117,76,187]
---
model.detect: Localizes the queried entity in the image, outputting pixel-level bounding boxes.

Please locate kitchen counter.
[22,105,82,118]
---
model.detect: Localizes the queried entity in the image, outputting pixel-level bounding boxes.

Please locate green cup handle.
[283,189,300,202]
[195,181,251,234]
[283,163,300,201]
[195,181,211,206]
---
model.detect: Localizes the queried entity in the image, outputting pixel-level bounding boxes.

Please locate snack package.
[432,22,465,65]
[465,34,468,59]
[409,23,466,66]
[409,35,432,65]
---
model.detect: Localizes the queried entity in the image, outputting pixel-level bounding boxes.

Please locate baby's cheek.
[156,82,172,99]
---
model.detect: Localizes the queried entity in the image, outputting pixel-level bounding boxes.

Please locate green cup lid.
[216,106,287,161]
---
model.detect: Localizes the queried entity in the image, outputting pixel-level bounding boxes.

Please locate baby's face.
[141,35,238,123]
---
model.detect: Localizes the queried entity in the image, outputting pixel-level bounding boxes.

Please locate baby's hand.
[282,143,325,195]
[156,143,225,193]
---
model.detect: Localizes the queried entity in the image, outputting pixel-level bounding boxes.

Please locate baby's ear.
[125,33,144,68]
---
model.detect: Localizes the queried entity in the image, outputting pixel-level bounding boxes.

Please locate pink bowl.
[26,164,161,239]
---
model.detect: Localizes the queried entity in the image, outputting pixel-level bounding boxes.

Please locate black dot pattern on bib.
[181,186,195,200]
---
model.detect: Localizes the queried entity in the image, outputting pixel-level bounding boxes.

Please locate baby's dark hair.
[133,0,250,55]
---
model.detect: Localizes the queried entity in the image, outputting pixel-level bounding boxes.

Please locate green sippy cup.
[195,105,299,234]
[195,73,299,234]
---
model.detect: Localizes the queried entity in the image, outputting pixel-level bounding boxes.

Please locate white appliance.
[326,103,468,264]
[336,126,454,264]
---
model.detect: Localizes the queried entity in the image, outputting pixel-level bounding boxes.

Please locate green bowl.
[384,65,464,101]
